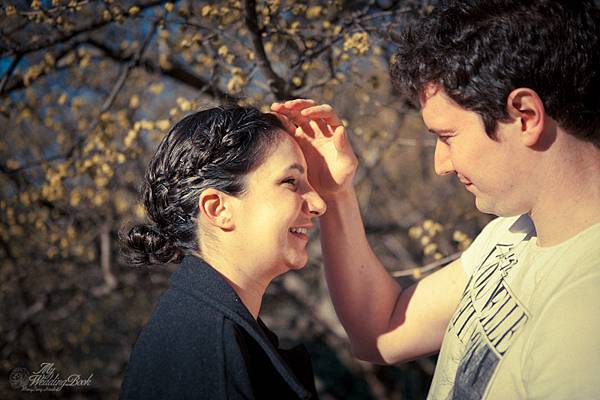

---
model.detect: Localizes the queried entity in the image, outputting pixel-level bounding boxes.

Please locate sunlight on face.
[421,85,532,217]
[229,132,326,276]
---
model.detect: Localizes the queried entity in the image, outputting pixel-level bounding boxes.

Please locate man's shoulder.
[460,214,534,275]
[483,214,535,240]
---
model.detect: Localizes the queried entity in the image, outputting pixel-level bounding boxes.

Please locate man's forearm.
[320,187,403,361]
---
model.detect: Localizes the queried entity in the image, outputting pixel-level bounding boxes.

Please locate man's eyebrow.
[428,128,454,135]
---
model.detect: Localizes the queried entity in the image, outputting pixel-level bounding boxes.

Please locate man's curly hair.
[391,0,600,146]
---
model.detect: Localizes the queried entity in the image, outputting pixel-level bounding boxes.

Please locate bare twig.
[0,54,23,95]
[86,38,233,103]
[91,221,117,297]
[391,252,461,278]
[6,0,167,56]
[243,0,290,100]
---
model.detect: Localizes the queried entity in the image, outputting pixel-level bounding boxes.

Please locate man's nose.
[434,140,454,176]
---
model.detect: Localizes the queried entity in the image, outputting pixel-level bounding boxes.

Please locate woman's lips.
[289,226,311,242]
[289,231,309,241]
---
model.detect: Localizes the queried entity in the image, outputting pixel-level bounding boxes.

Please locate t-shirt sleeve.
[522,275,600,399]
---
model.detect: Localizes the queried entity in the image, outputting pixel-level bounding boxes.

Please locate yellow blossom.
[227,70,246,94]
[129,95,139,108]
[423,243,438,256]
[149,82,164,94]
[176,97,191,112]
[306,5,322,19]
[156,119,170,130]
[344,32,369,55]
[408,226,423,239]
[201,4,212,16]
[412,268,422,279]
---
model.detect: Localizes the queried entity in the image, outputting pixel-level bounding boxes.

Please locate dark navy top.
[119,256,318,399]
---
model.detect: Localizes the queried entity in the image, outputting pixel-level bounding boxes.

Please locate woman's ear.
[198,189,234,230]
[506,88,546,147]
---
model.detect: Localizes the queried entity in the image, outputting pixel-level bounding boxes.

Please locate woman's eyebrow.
[286,163,305,174]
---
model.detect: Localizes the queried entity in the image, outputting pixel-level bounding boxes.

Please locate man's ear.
[506,88,545,147]
[198,189,234,230]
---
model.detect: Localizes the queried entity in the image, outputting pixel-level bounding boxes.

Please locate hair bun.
[122,224,183,266]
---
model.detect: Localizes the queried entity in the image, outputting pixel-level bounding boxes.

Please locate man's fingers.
[333,125,346,152]
[309,119,332,138]
[267,111,296,134]
[300,105,342,126]
[281,99,316,108]
[295,124,316,140]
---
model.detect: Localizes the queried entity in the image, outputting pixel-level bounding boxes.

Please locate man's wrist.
[322,186,356,209]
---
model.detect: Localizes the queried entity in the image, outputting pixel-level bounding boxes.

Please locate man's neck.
[529,136,600,247]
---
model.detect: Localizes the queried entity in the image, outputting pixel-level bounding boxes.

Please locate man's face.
[421,85,532,217]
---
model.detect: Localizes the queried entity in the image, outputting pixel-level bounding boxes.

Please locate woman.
[119,106,325,399]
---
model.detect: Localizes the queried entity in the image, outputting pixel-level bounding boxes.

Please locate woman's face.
[229,131,326,275]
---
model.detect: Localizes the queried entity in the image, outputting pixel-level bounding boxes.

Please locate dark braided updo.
[122,106,284,266]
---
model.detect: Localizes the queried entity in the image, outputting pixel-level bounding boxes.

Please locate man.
[272,0,600,398]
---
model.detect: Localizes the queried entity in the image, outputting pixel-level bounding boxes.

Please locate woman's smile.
[289,226,311,242]
[228,132,326,272]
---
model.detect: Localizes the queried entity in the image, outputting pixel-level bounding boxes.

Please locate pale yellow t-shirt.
[428,214,600,400]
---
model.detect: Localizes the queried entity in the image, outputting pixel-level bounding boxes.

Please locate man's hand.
[271,99,358,198]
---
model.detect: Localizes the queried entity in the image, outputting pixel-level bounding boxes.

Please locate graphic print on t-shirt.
[448,243,529,400]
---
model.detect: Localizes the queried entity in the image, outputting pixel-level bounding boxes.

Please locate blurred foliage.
[0,0,491,398]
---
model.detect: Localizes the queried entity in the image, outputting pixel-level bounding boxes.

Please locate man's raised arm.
[271,100,468,364]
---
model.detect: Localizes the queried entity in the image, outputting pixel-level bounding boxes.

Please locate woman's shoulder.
[140,287,226,343]
[119,290,232,399]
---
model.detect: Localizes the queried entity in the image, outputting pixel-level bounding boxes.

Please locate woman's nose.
[304,188,327,217]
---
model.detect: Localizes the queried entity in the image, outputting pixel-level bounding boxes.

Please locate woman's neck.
[198,249,272,319]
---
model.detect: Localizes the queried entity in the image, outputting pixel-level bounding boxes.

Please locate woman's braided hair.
[121,106,284,266]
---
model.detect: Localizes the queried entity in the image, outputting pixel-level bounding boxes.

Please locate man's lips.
[458,175,472,186]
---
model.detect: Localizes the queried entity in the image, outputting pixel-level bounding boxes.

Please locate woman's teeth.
[289,227,308,235]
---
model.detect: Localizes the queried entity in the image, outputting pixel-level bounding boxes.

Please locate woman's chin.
[284,254,308,271]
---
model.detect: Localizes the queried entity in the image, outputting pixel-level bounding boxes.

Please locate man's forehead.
[419,83,442,106]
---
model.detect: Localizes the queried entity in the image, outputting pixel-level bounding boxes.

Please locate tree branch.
[2,21,159,175]
[86,38,234,103]
[0,54,23,95]
[243,0,290,100]
[4,0,167,56]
